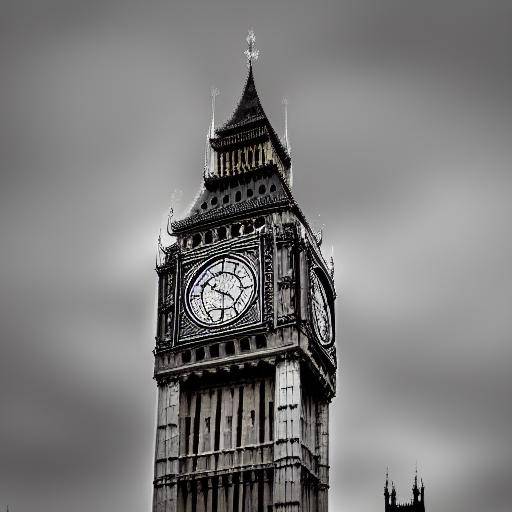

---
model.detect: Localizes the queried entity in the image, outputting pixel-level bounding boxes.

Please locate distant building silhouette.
[384,470,425,512]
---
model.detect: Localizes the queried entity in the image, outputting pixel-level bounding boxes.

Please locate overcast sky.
[1,1,511,512]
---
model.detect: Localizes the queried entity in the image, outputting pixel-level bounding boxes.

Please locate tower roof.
[216,65,266,134]
[201,30,292,190]
[211,63,291,173]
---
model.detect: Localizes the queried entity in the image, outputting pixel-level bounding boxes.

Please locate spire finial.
[156,228,164,267]
[209,87,220,137]
[244,29,259,67]
[204,87,220,177]
[166,207,174,237]
[282,97,290,152]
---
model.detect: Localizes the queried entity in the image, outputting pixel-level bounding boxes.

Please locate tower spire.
[412,464,421,504]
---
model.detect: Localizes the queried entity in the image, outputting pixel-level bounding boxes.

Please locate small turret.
[383,468,426,512]
[384,469,391,511]
[412,467,420,504]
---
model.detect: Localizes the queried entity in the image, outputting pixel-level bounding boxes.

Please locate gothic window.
[259,184,266,194]
[182,350,191,364]
[205,230,213,244]
[223,194,229,204]
[255,334,267,348]
[196,347,205,361]
[245,222,254,234]
[209,343,219,358]
[235,190,242,202]
[211,196,218,206]
[247,188,253,197]
[270,184,276,192]
[201,202,207,210]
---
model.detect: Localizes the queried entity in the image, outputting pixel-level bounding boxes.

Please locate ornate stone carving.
[261,231,275,327]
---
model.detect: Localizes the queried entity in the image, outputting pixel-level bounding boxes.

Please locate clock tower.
[153,32,337,512]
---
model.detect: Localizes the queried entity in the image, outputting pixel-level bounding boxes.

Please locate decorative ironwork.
[244,29,259,67]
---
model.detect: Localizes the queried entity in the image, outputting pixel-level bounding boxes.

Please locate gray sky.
[1,1,511,511]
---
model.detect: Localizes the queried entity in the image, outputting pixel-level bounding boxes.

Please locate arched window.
[218,226,227,240]
[225,340,235,355]
[182,350,191,363]
[255,334,267,349]
[192,233,202,248]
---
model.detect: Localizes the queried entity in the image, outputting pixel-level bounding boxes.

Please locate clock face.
[310,271,333,346]
[186,256,257,327]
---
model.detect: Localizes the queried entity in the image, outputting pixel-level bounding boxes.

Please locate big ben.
[153,31,337,512]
